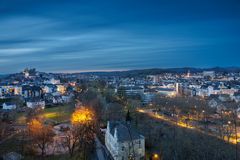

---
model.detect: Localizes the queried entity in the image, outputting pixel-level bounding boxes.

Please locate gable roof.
[3,102,16,106]
[108,121,144,142]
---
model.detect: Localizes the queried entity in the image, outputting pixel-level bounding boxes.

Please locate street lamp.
[152,153,160,160]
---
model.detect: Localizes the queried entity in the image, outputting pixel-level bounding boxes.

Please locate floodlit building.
[105,121,145,160]
[14,86,22,95]
[57,85,66,94]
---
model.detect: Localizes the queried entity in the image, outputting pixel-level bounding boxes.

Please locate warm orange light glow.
[137,109,238,145]
[57,85,66,94]
[71,107,94,124]
[43,112,58,119]
[152,153,160,160]
[28,119,44,135]
[137,109,145,113]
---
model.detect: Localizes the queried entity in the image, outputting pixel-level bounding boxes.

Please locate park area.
[0,104,76,159]
[15,104,75,125]
[41,104,75,123]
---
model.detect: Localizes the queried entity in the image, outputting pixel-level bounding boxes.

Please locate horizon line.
[1,66,240,75]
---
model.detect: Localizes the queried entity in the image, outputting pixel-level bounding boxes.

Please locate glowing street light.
[152,153,160,160]
[154,154,159,158]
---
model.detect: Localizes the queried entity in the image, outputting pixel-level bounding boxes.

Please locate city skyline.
[0,0,240,73]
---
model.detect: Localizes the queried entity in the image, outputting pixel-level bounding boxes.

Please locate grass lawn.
[41,104,75,123]
[15,104,75,125]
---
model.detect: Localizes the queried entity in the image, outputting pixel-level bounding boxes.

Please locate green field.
[42,104,75,123]
[15,104,75,125]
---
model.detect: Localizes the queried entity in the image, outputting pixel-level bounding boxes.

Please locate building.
[23,68,37,79]
[44,78,60,85]
[203,71,215,78]
[14,86,22,95]
[148,75,160,84]
[62,95,73,103]
[218,94,232,102]
[26,98,45,109]
[2,102,17,110]
[124,86,144,97]
[57,85,66,94]
[105,121,145,160]
[22,85,42,99]
[0,87,3,96]
[232,92,240,102]
[142,93,155,105]
[43,84,57,93]
[0,85,15,96]
[156,88,176,97]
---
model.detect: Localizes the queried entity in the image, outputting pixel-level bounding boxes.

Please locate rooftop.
[108,121,144,142]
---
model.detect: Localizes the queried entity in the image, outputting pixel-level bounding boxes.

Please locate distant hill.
[3,67,240,78]
[79,67,240,77]
[0,74,8,79]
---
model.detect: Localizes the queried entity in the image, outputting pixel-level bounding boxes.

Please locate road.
[95,137,106,160]
[137,108,238,145]
[95,137,113,160]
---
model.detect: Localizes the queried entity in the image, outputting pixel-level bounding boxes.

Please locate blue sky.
[0,0,240,73]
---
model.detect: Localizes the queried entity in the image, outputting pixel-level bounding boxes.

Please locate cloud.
[0,0,239,73]
[0,48,44,56]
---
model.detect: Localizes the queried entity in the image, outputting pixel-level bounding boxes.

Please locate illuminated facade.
[57,85,66,94]
[105,121,145,160]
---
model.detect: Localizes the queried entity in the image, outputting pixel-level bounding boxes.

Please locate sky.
[0,0,240,73]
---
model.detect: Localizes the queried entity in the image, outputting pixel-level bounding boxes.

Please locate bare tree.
[230,106,239,160]
[62,127,80,157]
[0,121,7,140]
[28,119,55,157]
[62,107,96,159]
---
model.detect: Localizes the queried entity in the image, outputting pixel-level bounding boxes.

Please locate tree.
[63,107,96,159]
[105,103,124,121]
[229,106,239,160]
[126,110,132,122]
[0,121,7,140]
[62,127,81,157]
[117,86,127,102]
[28,119,55,157]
